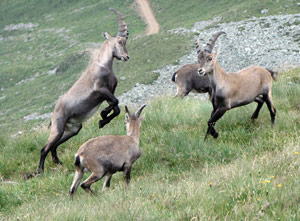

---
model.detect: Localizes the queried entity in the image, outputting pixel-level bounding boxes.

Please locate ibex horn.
[135,104,147,117]
[195,34,203,55]
[109,8,129,39]
[204,31,226,53]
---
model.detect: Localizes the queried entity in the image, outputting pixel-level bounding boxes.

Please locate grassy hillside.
[0,1,300,219]
[1,0,299,134]
[0,69,299,219]
[150,0,300,30]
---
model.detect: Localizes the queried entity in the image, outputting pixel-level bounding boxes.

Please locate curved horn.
[204,31,226,53]
[135,104,147,117]
[195,34,202,56]
[109,8,129,39]
[125,106,131,115]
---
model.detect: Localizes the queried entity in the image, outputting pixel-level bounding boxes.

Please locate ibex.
[36,8,129,173]
[171,32,225,98]
[171,64,212,98]
[197,33,277,139]
[69,104,146,198]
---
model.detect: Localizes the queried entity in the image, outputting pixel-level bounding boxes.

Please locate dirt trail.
[135,0,160,35]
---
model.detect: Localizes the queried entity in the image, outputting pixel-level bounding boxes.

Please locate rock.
[4,23,38,31]
[47,68,58,75]
[23,112,52,121]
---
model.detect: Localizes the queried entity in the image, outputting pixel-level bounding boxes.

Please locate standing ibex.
[171,32,225,98]
[197,33,277,139]
[69,104,146,198]
[36,8,129,173]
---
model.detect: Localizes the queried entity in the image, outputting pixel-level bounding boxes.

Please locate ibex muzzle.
[36,8,129,174]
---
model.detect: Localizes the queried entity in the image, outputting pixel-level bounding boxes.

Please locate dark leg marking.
[99,105,120,128]
[124,166,131,186]
[80,172,105,194]
[264,95,276,126]
[205,107,227,140]
[251,98,264,121]
[98,87,120,128]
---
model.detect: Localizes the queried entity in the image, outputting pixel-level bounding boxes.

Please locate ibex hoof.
[52,158,63,165]
[212,131,219,139]
[99,120,106,128]
[22,173,34,180]
[35,168,43,175]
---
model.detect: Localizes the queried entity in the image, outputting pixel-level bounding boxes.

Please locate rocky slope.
[118,13,300,106]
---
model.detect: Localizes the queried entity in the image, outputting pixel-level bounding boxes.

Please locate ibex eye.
[118,40,123,45]
[207,57,212,61]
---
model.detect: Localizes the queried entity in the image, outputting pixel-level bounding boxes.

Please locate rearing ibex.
[171,32,225,98]
[36,8,129,173]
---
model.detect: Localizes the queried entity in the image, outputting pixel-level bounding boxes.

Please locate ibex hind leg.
[70,168,84,199]
[264,93,276,126]
[251,97,264,121]
[36,117,66,174]
[81,170,106,194]
[102,174,112,192]
[124,166,131,187]
[51,123,82,164]
[175,85,190,98]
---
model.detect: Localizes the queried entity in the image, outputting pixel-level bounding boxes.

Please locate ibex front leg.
[98,87,120,128]
[205,107,227,140]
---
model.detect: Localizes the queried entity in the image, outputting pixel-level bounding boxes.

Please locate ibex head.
[103,8,130,62]
[198,53,217,76]
[124,104,147,135]
[196,31,225,76]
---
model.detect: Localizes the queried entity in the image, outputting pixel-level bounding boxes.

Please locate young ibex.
[171,32,225,98]
[36,8,129,173]
[171,64,212,98]
[197,35,277,139]
[69,104,146,198]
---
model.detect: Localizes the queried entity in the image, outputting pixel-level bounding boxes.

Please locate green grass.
[150,0,300,31]
[0,2,300,217]
[0,69,299,219]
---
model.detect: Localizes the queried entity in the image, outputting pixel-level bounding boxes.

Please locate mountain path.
[135,0,160,35]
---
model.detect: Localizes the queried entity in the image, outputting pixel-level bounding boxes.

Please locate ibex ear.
[125,105,130,115]
[103,32,111,40]
[215,51,219,59]
[215,39,222,59]
[125,113,130,123]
